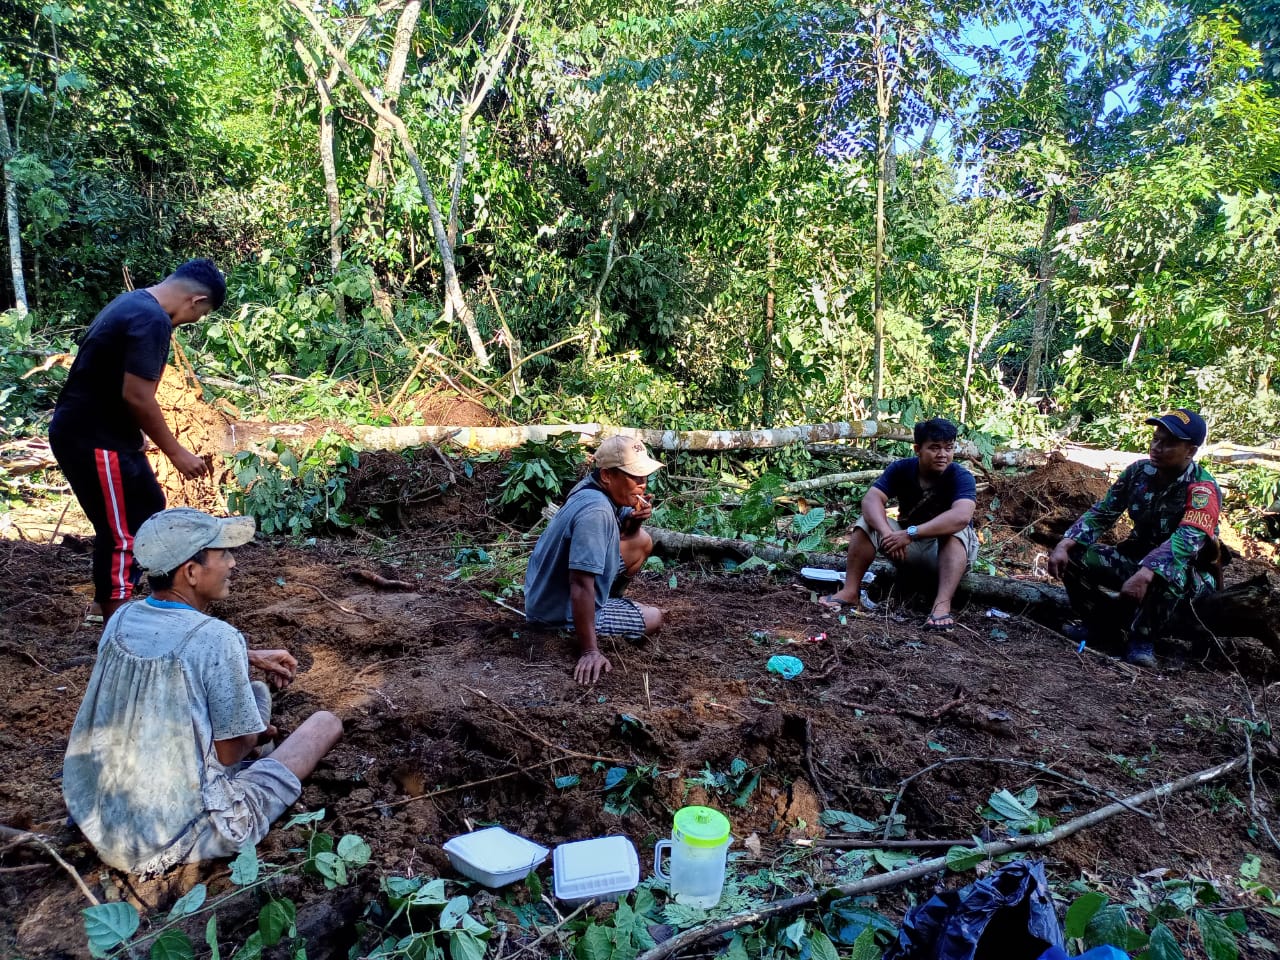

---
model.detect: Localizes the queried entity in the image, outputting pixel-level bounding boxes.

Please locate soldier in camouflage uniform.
[1047,409,1221,668]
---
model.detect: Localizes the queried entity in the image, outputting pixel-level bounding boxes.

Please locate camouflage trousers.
[1062,543,1210,650]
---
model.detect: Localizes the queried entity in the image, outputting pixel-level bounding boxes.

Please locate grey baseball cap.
[134,508,256,574]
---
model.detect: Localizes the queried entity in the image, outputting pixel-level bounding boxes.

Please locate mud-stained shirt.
[1064,459,1221,589]
[62,599,267,872]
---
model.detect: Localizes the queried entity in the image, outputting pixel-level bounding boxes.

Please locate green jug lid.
[673,806,731,848]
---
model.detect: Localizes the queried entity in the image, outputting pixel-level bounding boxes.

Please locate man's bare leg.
[619,528,653,577]
[819,527,876,608]
[928,536,969,623]
[270,711,343,782]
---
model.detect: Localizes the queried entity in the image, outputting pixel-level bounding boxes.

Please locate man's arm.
[214,729,274,767]
[249,649,297,689]
[860,487,893,536]
[570,568,611,684]
[915,498,976,538]
[122,372,208,478]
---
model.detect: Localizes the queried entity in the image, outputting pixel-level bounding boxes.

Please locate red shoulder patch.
[1181,481,1220,535]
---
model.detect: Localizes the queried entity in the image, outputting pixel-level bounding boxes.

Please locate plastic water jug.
[653,806,732,908]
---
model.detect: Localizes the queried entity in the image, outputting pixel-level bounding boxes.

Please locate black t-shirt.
[50,290,172,451]
[871,458,978,527]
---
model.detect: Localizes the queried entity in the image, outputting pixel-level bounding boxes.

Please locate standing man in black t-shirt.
[817,418,979,631]
[49,259,227,621]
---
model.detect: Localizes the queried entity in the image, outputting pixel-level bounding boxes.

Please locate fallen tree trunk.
[644,525,1071,619]
[637,754,1248,960]
[645,525,1279,646]
[226,420,914,454]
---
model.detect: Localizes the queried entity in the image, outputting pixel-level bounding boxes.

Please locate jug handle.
[653,839,672,883]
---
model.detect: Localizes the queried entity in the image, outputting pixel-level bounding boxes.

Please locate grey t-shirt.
[63,599,267,871]
[524,475,620,627]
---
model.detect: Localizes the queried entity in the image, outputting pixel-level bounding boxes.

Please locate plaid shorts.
[595,598,646,638]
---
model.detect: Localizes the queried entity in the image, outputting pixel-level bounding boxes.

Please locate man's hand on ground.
[170,447,210,479]
[1120,566,1155,603]
[1047,540,1074,579]
[880,529,911,561]
[250,649,298,688]
[574,649,612,685]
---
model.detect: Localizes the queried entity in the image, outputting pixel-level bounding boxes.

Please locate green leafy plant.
[81,813,367,959]
[684,758,761,808]
[225,434,360,535]
[490,436,588,520]
[365,876,491,960]
[598,763,659,816]
[981,787,1052,834]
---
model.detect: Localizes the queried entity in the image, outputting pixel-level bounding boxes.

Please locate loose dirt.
[2,462,1279,959]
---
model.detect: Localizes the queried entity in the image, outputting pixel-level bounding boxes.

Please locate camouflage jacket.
[1064,459,1221,589]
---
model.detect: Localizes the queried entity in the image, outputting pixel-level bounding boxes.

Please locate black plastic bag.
[883,859,1064,960]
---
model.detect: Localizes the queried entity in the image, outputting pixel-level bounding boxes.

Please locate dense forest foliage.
[1,0,1278,449]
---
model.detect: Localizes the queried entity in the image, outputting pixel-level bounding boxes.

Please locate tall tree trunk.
[0,95,29,319]
[293,39,346,323]
[364,1,421,235]
[871,11,889,410]
[287,0,491,366]
[1025,194,1058,398]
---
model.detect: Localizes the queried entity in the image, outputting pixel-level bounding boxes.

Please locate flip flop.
[817,594,859,611]
[923,613,955,632]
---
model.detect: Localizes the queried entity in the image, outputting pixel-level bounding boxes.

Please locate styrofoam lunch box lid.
[442,827,549,887]
[553,835,640,903]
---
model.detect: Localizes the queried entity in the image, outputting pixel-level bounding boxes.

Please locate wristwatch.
[906,525,919,540]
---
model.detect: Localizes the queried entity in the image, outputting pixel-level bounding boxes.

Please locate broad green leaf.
[337,834,371,866]
[945,845,986,872]
[871,849,914,871]
[851,927,880,960]
[206,915,220,960]
[282,809,326,830]
[1197,908,1240,960]
[1147,923,1186,960]
[150,929,195,960]
[449,931,486,960]
[409,878,448,906]
[819,810,878,834]
[167,883,207,921]
[83,902,140,957]
[1240,855,1262,880]
[725,935,750,960]
[808,930,839,960]
[782,918,806,948]
[313,851,348,886]
[1084,904,1135,950]
[230,931,264,960]
[1065,891,1108,939]
[259,899,296,947]
[440,895,471,930]
[575,923,612,960]
[230,845,260,885]
[525,871,543,900]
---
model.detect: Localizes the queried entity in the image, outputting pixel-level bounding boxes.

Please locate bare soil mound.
[147,363,231,512]
[980,458,1112,544]
[3,461,1279,958]
[410,386,499,427]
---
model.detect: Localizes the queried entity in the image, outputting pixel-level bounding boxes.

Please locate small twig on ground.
[49,499,72,545]
[479,592,525,618]
[0,824,99,905]
[343,759,562,816]
[290,582,379,622]
[353,570,416,591]
[507,899,595,959]
[638,754,1247,960]
[425,442,458,485]
[464,686,633,766]
[803,718,831,805]
[881,754,1155,841]
[820,695,963,725]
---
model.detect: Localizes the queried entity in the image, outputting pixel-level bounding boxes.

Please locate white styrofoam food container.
[442,827,549,887]
[553,835,640,905]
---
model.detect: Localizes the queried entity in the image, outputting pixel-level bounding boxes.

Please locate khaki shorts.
[854,516,979,570]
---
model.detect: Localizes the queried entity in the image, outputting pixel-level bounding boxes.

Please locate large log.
[225,420,914,454]
[644,524,1280,647]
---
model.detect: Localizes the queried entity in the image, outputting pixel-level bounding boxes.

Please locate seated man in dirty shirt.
[818,417,979,631]
[524,435,665,685]
[63,508,344,874]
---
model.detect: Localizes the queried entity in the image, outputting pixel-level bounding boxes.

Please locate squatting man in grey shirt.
[523,435,665,684]
[62,508,343,874]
